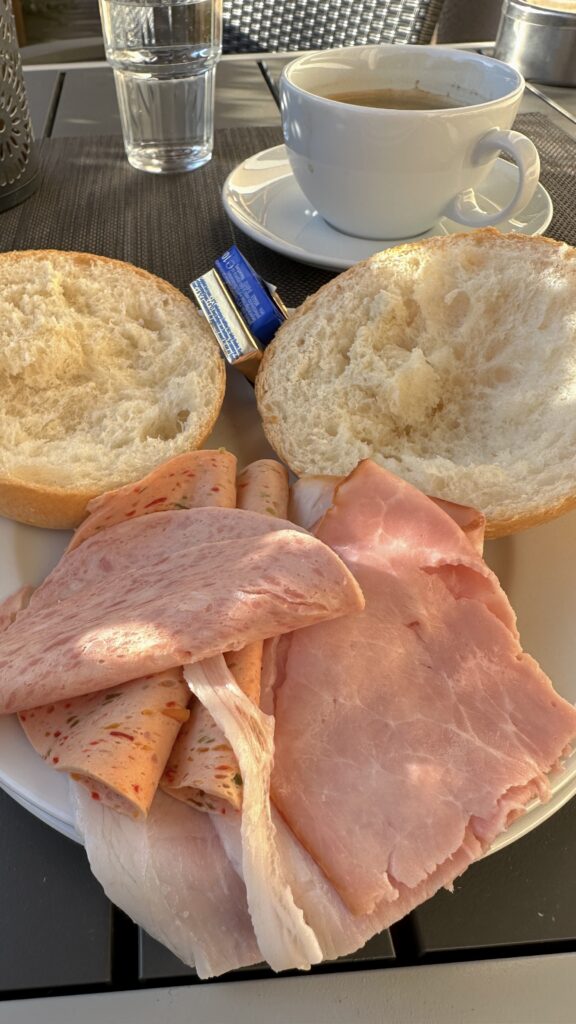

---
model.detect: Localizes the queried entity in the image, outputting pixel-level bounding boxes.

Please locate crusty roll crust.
[0,250,225,529]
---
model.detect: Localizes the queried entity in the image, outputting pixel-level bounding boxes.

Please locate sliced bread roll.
[0,250,225,528]
[256,230,576,538]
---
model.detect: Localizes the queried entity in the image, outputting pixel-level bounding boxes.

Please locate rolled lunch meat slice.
[233,459,290,707]
[17,451,239,815]
[161,460,290,815]
[14,454,341,818]
[19,669,189,818]
[67,449,238,551]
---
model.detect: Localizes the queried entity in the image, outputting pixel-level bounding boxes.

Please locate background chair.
[222,0,447,54]
[436,0,503,44]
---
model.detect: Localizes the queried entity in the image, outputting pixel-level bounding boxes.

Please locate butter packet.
[190,247,287,383]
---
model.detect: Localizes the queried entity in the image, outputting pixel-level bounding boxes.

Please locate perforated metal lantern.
[0,0,39,212]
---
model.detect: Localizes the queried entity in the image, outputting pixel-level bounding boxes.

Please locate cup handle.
[443,129,541,228]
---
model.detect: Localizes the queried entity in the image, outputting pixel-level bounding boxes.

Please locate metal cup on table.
[495,0,576,87]
[99,0,222,173]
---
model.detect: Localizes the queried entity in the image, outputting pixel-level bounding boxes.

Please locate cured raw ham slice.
[19,668,189,817]
[162,460,291,815]
[72,784,263,978]
[0,510,363,713]
[68,450,238,551]
[184,657,322,973]
[272,461,576,917]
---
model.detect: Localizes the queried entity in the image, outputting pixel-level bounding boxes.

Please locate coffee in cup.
[279,45,540,240]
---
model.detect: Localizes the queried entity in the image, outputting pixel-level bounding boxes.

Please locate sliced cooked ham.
[184,657,322,973]
[0,509,363,714]
[271,461,576,917]
[290,475,487,556]
[72,784,262,978]
[218,807,491,965]
[430,497,486,557]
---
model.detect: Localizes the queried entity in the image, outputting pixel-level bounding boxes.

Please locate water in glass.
[99,0,222,173]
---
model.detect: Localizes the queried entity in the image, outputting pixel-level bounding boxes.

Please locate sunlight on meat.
[77,621,175,659]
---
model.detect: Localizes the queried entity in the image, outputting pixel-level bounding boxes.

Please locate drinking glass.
[99,0,222,173]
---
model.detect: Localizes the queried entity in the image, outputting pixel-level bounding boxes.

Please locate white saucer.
[222,145,554,271]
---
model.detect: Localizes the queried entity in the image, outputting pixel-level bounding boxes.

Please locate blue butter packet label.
[215,245,286,346]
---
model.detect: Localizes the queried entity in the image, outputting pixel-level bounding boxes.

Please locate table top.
[3,49,576,1024]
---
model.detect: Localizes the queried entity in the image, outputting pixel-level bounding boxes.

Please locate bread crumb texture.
[256,231,576,532]
[0,251,225,492]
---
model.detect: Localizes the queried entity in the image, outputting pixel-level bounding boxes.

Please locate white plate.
[1,772,80,844]
[222,145,554,271]
[0,366,575,858]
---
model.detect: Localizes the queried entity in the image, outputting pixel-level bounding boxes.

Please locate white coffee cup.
[279,45,540,240]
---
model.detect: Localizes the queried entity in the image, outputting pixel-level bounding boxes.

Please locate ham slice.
[217,807,485,964]
[72,784,262,978]
[290,475,487,556]
[184,657,322,973]
[271,461,576,917]
[0,508,363,714]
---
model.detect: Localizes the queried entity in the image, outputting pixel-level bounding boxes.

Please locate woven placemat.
[515,112,576,245]
[0,113,575,306]
[0,125,330,307]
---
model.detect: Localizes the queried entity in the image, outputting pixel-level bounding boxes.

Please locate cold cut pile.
[1,450,575,977]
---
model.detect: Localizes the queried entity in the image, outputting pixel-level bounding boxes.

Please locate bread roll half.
[0,250,225,528]
[256,230,576,538]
